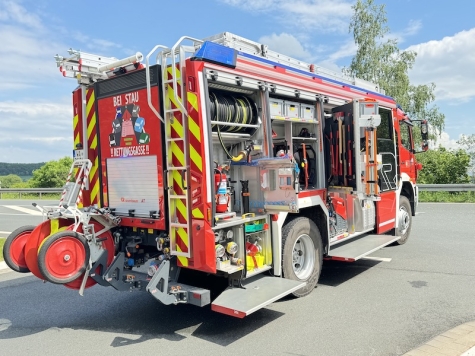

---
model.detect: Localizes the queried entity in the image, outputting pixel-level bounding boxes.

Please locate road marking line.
[0,231,12,235]
[362,256,392,262]
[0,213,43,216]
[3,205,42,216]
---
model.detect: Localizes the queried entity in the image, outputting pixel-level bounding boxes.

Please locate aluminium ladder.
[146,37,202,259]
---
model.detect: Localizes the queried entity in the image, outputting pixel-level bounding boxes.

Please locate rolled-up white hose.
[98,52,143,72]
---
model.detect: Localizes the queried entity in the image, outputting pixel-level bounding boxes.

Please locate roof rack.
[54,49,143,84]
[200,32,384,94]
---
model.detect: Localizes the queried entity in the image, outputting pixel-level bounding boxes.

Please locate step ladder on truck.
[2,32,428,318]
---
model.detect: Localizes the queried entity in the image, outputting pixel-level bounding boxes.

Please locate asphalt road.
[0,200,57,237]
[0,202,475,356]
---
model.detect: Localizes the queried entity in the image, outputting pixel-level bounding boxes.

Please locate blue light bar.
[191,41,237,68]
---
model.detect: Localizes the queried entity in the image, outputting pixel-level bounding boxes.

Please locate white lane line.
[362,256,392,262]
[0,213,41,216]
[3,205,42,216]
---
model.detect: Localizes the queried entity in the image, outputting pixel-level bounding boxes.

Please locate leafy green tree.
[345,0,445,137]
[0,174,23,188]
[11,181,31,188]
[457,134,475,182]
[29,157,73,188]
[417,147,470,184]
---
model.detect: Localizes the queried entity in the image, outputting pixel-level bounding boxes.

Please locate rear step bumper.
[211,274,305,318]
[326,234,400,262]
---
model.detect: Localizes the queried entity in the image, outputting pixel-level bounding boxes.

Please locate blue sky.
[0,0,474,163]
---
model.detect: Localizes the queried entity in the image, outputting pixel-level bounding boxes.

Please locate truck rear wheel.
[395,196,412,245]
[282,217,323,298]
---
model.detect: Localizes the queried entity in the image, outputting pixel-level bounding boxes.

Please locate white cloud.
[258,33,311,59]
[0,25,63,91]
[404,20,422,37]
[0,2,124,94]
[73,31,122,51]
[0,1,128,163]
[0,0,42,29]
[327,40,357,62]
[408,28,475,102]
[0,100,73,163]
[257,32,354,78]
[220,0,270,11]
[389,19,422,44]
[220,0,353,32]
[431,131,461,151]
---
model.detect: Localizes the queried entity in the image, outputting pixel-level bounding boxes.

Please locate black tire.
[3,225,36,273]
[37,231,90,284]
[395,196,412,245]
[282,217,323,298]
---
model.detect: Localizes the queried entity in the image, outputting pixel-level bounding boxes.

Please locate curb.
[0,261,11,272]
[1,233,11,272]
[404,321,475,355]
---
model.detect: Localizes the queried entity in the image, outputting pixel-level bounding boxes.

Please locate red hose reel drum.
[36,220,115,290]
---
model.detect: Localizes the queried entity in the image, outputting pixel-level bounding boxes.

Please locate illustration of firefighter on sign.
[109,100,150,157]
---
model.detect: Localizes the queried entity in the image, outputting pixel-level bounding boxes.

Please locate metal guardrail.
[418,184,475,192]
[1,185,473,199]
[0,188,62,198]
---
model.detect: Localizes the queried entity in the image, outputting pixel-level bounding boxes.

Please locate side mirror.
[421,120,428,141]
[414,143,428,154]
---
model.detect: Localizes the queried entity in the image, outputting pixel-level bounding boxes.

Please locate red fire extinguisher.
[215,169,229,213]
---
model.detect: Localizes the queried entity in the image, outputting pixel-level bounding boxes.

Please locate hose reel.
[209,90,258,134]
[209,90,259,162]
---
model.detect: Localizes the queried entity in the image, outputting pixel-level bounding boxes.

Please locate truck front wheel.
[395,196,412,245]
[282,217,323,298]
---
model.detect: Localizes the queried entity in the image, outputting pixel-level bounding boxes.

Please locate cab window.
[400,122,412,151]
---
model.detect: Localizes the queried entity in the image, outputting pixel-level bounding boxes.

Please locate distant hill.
[0,162,45,176]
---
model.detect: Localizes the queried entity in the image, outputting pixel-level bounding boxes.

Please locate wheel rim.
[8,231,31,268]
[24,219,73,279]
[44,236,87,281]
[292,234,315,280]
[399,205,410,235]
[64,221,115,290]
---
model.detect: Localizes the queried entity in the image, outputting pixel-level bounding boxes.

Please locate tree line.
[0,162,45,177]
[0,157,72,188]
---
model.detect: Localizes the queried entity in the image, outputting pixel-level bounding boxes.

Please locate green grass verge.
[0,238,5,262]
[419,191,475,203]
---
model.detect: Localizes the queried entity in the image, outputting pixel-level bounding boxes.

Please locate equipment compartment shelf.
[292,137,317,141]
[245,265,272,278]
[212,132,251,142]
[213,214,268,229]
[271,115,318,124]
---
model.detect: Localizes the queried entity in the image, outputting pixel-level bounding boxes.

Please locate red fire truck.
[3,32,428,318]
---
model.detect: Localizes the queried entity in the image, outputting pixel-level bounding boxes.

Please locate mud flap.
[327,234,400,262]
[211,274,305,318]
